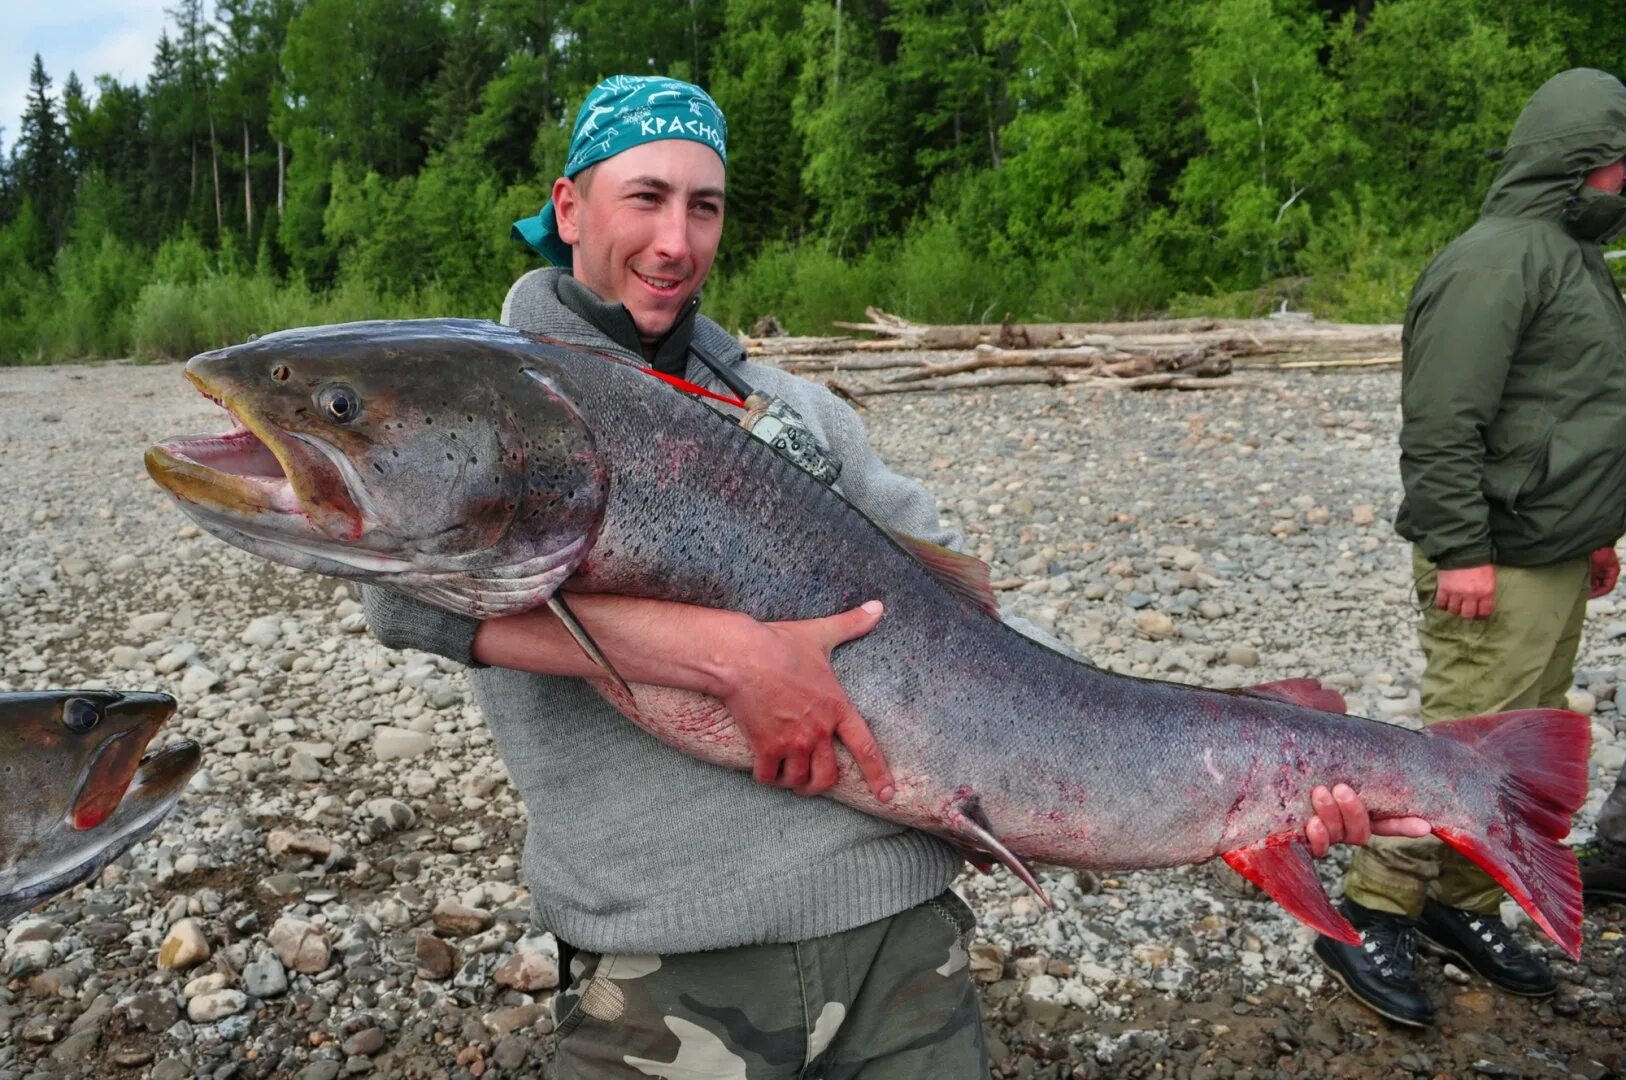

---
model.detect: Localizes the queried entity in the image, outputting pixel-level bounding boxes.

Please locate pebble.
[373,726,433,761]
[269,916,331,974]
[157,919,210,971]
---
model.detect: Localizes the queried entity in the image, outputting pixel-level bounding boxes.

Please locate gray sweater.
[364,268,969,953]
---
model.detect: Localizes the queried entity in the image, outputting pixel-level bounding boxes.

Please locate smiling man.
[364,75,1419,1078]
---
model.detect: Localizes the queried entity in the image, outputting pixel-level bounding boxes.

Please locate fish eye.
[271,364,291,382]
[317,384,362,424]
[63,698,102,734]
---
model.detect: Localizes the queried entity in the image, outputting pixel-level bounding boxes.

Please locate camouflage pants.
[1345,548,1589,917]
[549,890,989,1079]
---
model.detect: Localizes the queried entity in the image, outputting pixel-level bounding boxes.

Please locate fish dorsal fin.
[1239,678,1348,714]
[888,530,999,616]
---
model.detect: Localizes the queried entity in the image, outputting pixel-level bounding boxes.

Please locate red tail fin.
[1425,708,1590,958]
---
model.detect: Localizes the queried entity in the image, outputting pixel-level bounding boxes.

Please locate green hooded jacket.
[1395,68,1626,569]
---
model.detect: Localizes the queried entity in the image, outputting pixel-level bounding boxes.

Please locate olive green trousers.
[1344,547,1589,918]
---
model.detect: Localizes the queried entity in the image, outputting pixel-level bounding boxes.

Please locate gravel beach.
[0,357,1621,1080]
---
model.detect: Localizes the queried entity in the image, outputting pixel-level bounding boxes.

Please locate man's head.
[1585,158,1626,196]
[511,76,728,341]
[553,140,725,341]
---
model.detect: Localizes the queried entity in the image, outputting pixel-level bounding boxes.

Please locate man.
[366,75,1420,1077]
[1579,766,1626,903]
[1315,68,1626,1029]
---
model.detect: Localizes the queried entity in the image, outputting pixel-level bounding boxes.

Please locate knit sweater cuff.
[361,586,483,667]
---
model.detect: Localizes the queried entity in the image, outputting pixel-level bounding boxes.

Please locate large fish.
[146,320,1591,956]
[1,691,201,925]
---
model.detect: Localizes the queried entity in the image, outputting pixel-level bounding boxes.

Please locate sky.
[1,1,169,151]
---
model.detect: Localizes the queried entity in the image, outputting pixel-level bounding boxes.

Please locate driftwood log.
[743,309,1401,395]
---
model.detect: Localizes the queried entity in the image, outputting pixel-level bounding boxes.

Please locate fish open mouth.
[2,741,202,912]
[146,373,363,539]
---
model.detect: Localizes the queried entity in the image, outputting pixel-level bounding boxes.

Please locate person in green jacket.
[1313,68,1626,1028]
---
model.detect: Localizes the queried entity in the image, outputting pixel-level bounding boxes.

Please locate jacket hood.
[1480,68,1626,224]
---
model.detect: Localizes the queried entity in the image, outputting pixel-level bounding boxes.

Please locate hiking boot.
[1415,899,1556,997]
[1577,838,1626,905]
[1313,899,1435,1027]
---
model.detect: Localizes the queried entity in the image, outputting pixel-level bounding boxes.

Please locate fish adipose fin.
[888,532,1000,616]
[1238,679,1348,714]
[944,796,1051,907]
[1222,836,1359,945]
[1425,708,1589,959]
[548,596,633,699]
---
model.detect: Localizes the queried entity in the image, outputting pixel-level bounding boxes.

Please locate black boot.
[1415,899,1556,997]
[1577,839,1626,905]
[1313,899,1435,1027]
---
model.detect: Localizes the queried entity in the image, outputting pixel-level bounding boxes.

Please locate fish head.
[145,319,610,616]
[0,690,200,923]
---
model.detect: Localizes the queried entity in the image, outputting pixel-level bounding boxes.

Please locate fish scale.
[146,318,1592,957]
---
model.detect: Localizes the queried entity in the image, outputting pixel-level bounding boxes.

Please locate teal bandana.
[512,75,729,268]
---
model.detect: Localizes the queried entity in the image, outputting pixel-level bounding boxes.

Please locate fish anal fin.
[1221,836,1357,945]
[1240,678,1348,714]
[942,796,1050,907]
[888,531,999,616]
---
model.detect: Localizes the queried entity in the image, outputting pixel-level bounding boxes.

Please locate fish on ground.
[146,319,1591,957]
[0,690,201,926]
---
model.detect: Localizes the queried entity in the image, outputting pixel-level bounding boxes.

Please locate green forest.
[2,0,1623,362]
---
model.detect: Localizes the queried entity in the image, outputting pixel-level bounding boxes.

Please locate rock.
[179,664,221,695]
[266,829,333,860]
[289,751,324,781]
[433,900,494,938]
[483,1004,546,1038]
[968,941,1004,983]
[187,989,248,1022]
[1352,504,1376,526]
[269,916,331,974]
[157,919,210,971]
[492,950,559,992]
[243,951,288,998]
[373,726,433,761]
[123,992,181,1032]
[1225,644,1260,668]
[241,616,281,647]
[1135,610,1176,640]
[1566,688,1597,716]
[128,611,173,636]
[342,1027,388,1056]
[416,933,458,981]
[362,797,417,833]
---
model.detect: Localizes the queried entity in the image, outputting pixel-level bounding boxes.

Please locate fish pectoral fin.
[948,844,997,876]
[547,596,634,699]
[887,531,1000,616]
[943,798,1051,908]
[1221,836,1358,945]
[1236,678,1348,714]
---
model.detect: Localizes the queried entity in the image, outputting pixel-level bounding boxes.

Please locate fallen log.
[829,306,1400,352]
[825,369,1256,396]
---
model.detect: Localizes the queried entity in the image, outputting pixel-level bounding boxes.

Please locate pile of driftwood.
[742,308,1401,399]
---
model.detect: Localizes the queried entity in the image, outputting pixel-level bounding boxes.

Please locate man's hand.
[718,600,896,803]
[1305,783,1430,857]
[1591,546,1620,598]
[1435,564,1496,620]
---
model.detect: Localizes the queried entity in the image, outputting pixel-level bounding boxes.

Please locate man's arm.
[1399,266,1535,618]
[471,593,895,800]
[363,584,897,801]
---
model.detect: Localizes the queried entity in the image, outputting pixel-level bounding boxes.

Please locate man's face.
[553,140,726,341]
[1584,157,1626,196]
